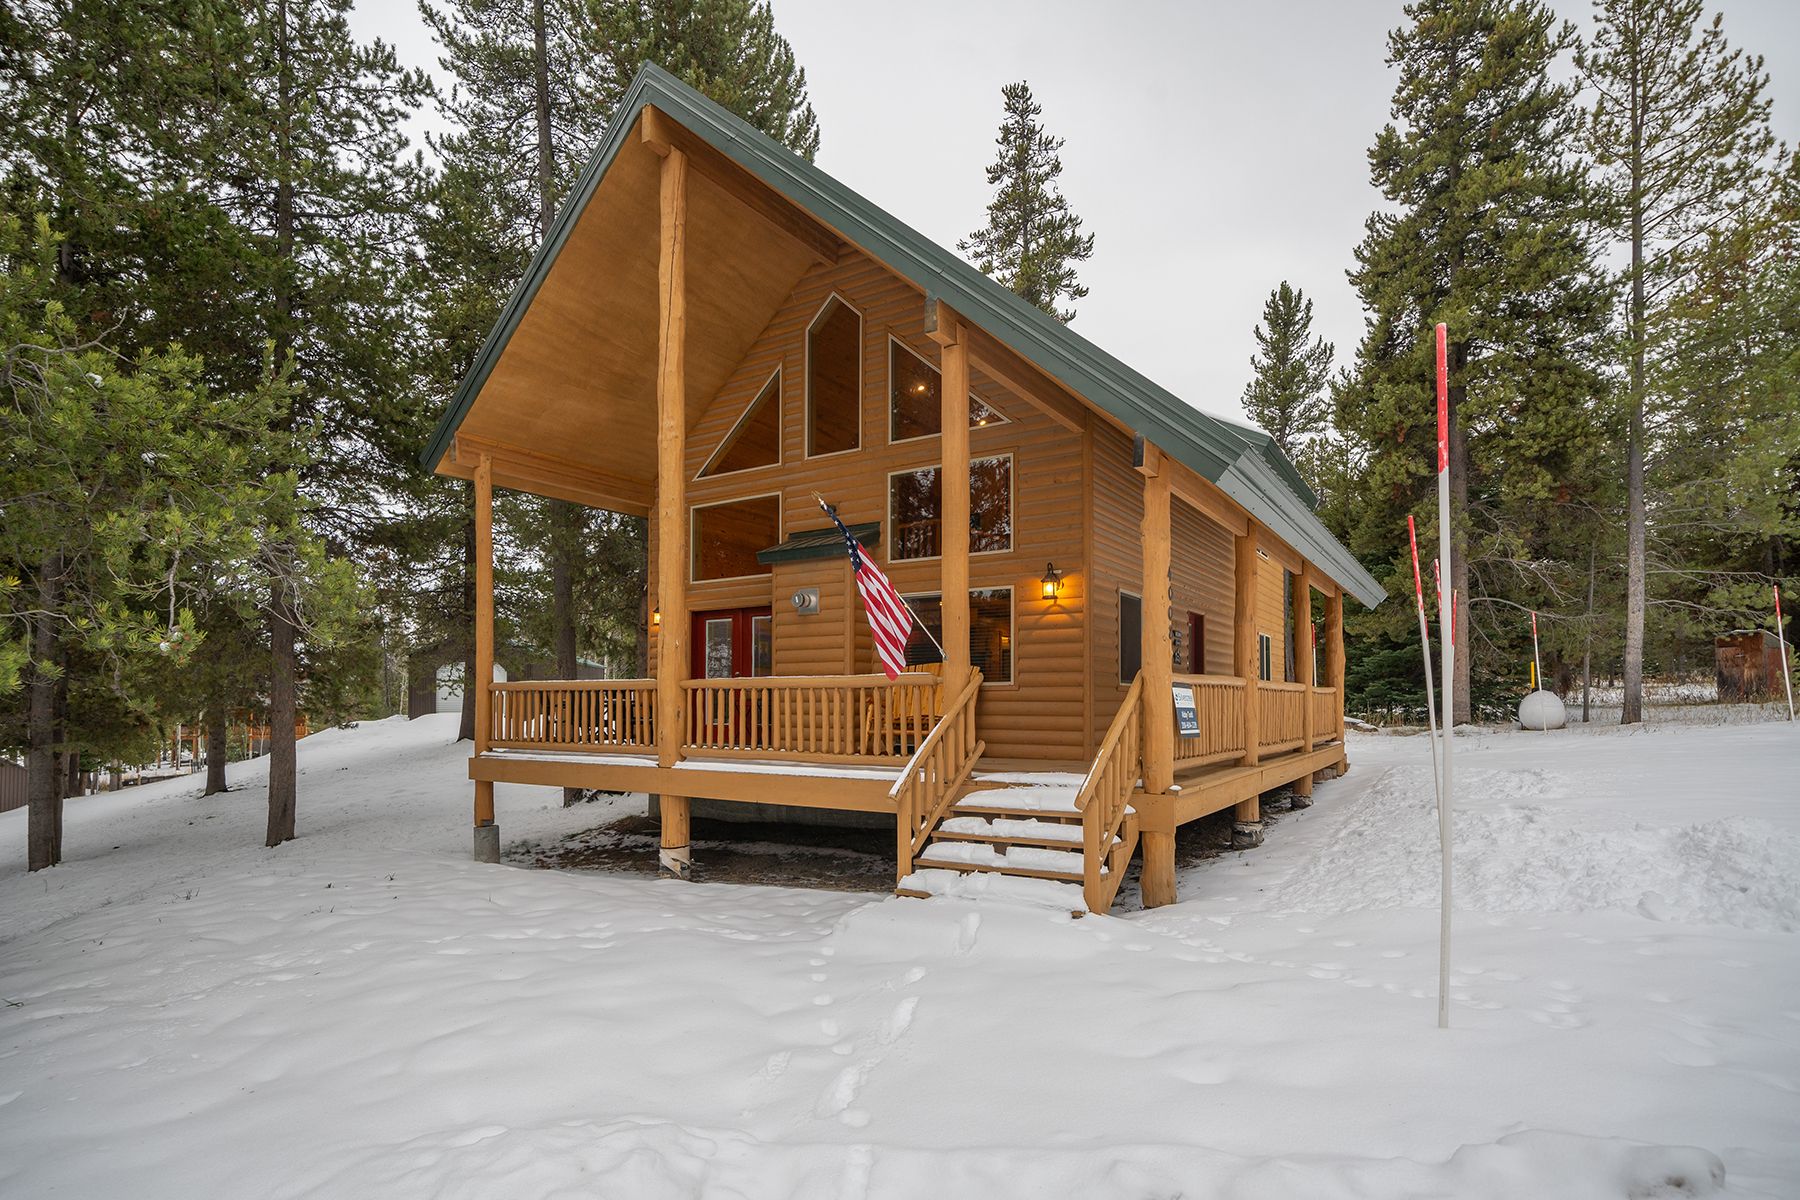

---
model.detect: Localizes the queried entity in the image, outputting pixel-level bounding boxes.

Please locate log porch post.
[1233,527,1263,846]
[1292,563,1316,805]
[1137,442,1176,907]
[939,323,971,694]
[472,451,499,863]
[652,140,692,878]
[1326,585,1346,759]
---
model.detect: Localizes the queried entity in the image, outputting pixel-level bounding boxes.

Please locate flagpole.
[812,491,948,665]
[1408,516,1444,808]
[1435,321,1454,1032]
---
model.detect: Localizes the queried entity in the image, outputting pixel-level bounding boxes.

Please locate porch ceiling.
[436,113,821,510]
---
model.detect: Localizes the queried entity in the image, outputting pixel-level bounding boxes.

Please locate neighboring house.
[408,645,608,718]
[420,66,1386,913]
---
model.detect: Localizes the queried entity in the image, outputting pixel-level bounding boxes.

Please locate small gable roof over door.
[421,64,1384,609]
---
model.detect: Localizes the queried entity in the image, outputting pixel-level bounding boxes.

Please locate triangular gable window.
[699,369,781,478]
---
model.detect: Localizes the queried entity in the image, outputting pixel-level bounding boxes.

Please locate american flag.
[818,497,914,680]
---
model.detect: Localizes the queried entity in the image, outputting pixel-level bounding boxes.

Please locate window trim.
[885,452,1017,563]
[688,491,783,584]
[1258,632,1274,682]
[697,366,782,480]
[886,335,1010,446]
[1119,588,1142,687]
[803,292,863,460]
[898,586,1016,686]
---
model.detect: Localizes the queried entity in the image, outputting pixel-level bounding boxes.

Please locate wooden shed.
[1715,630,1786,701]
[421,66,1387,913]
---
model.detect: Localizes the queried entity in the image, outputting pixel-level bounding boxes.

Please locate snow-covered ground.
[1,714,1796,1198]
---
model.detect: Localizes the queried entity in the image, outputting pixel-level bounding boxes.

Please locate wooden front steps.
[896,771,1135,915]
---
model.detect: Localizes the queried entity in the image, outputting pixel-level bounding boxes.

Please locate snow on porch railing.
[1076,672,1143,914]
[488,679,656,751]
[682,673,943,763]
[1172,673,1248,768]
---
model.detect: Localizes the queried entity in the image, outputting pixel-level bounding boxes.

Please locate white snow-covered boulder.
[1519,688,1568,730]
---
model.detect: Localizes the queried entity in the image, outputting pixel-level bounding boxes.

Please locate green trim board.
[757,522,878,566]
[420,64,1385,609]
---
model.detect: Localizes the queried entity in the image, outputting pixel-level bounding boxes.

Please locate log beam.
[940,318,972,694]
[1326,586,1346,742]
[448,433,651,516]
[473,452,499,862]
[653,142,693,875]
[1296,562,1315,753]
[1233,527,1261,827]
[1140,446,1175,796]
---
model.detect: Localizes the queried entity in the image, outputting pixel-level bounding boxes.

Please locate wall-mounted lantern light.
[1040,562,1064,601]
[651,608,661,627]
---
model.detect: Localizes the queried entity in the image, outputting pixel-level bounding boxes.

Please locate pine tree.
[960,82,1095,322]
[1334,0,1610,723]
[1242,282,1335,459]
[1576,0,1776,722]
[0,216,286,869]
[577,0,820,159]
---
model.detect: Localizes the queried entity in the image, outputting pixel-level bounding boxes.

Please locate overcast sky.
[350,0,1799,425]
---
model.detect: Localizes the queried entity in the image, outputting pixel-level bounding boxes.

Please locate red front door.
[690,607,773,680]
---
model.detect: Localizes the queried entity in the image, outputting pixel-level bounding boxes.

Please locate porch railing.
[1310,685,1339,743]
[681,673,942,763]
[1172,673,1248,768]
[1257,681,1308,754]
[891,670,984,881]
[1078,672,1143,913]
[488,679,656,751]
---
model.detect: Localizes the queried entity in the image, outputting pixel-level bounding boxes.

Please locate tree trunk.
[1582,541,1597,723]
[204,694,230,795]
[267,579,299,847]
[1448,344,1472,726]
[1621,66,1647,726]
[27,558,63,871]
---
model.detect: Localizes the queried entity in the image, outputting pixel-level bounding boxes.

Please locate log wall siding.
[652,247,1089,762]
[1086,421,1143,750]
[1258,549,1291,681]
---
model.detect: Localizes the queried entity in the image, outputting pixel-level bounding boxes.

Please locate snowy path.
[1,715,1796,1197]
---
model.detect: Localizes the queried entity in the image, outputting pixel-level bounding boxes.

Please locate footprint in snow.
[880,996,919,1045]
[955,912,981,955]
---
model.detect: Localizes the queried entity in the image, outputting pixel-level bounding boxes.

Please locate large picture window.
[888,454,1013,561]
[699,369,780,477]
[888,338,1005,442]
[900,589,1013,683]
[806,296,860,456]
[691,495,780,582]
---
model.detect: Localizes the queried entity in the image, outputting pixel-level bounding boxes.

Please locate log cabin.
[421,65,1387,914]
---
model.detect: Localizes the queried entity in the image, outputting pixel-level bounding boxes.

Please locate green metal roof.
[420,64,1385,609]
[757,522,877,566]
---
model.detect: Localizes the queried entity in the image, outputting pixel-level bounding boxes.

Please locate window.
[1120,591,1142,685]
[899,589,1013,683]
[806,297,860,456]
[888,454,1013,561]
[1187,612,1205,674]
[1258,632,1274,682]
[699,369,780,477]
[888,338,1005,442]
[691,495,780,581]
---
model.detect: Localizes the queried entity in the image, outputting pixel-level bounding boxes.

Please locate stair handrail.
[889,668,985,882]
[1075,672,1144,912]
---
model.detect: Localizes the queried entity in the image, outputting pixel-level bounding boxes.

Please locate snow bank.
[1276,764,1800,931]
